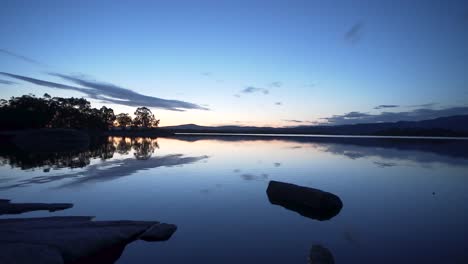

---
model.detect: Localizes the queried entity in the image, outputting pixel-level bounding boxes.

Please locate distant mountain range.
[161,115,468,137]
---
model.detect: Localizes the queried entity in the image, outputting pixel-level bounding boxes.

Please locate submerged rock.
[309,245,335,264]
[266,180,343,221]
[0,216,177,264]
[0,199,73,215]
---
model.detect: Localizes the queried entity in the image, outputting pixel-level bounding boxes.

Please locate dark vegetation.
[0,94,160,131]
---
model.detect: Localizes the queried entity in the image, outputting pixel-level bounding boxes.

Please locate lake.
[1,135,468,263]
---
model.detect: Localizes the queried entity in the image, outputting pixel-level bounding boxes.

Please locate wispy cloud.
[374,161,398,168]
[241,86,269,95]
[374,104,399,109]
[0,49,44,66]
[409,102,437,108]
[0,72,208,111]
[283,119,304,123]
[344,22,364,43]
[283,119,316,124]
[268,81,283,88]
[322,106,468,125]
[0,79,16,85]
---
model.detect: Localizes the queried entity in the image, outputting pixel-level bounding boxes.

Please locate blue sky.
[1,0,467,126]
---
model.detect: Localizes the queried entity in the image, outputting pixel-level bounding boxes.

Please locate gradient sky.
[1,0,467,127]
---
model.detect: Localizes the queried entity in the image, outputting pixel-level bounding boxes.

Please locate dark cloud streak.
[410,102,437,108]
[322,107,468,125]
[283,119,316,124]
[374,105,399,109]
[0,49,44,66]
[0,72,208,111]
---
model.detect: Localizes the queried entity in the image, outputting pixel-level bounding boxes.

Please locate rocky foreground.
[0,199,177,264]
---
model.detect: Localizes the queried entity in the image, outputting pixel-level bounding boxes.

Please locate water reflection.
[1,154,208,190]
[1,135,467,263]
[173,135,468,167]
[1,137,166,171]
[0,137,208,189]
[132,138,160,160]
[0,138,116,170]
[240,173,269,181]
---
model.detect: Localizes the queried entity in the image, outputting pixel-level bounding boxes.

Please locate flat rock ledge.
[0,199,73,215]
[0,216,177,264]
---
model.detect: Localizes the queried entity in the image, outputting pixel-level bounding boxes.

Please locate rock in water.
[309,245,335,264]
[0,216,177,264]
[0,199,73,215]
[266,180,343,221]
[139,223,178,241]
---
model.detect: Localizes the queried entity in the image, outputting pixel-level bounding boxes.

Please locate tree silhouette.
[0,94,162,131]
[152,119,161,127]
[99,106,116,129]
[133,107,156,128]
[115,113,132,128]
[0,94,115,130]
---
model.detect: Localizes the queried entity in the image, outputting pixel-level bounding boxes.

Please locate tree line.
[0,94,160,131]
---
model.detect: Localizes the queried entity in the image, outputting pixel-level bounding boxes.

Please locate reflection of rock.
[0,216,177,264]
[0,199,72,215]
[309,245,335,264]
[266,181,343,221]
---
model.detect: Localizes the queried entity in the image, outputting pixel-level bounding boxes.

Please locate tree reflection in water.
[0,137,162,171]
[115,137,132,155]
[131,138,159,160]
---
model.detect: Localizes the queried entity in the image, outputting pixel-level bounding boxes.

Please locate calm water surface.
[1,136,468,263]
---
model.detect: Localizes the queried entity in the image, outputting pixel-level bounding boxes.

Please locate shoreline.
[173,132,468,140]
[2,128,468,143]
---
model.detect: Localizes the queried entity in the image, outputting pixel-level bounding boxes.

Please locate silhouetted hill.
[161,115,468,137]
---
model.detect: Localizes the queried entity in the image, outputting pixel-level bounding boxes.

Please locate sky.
[1,0,467,127]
